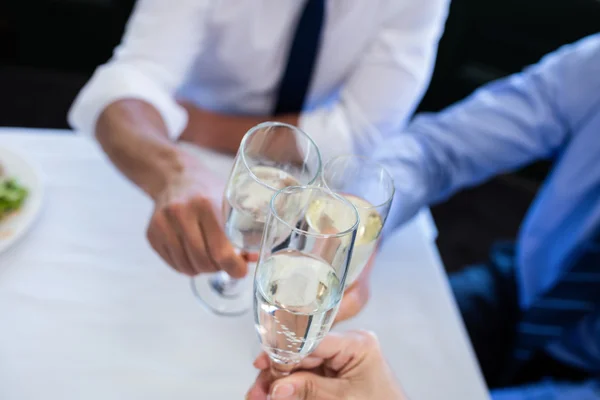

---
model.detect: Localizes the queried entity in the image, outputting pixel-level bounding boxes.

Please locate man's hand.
[334,249,377,324]
[95,100,247,277]
[246,331,406,400]
[146,151,246,277]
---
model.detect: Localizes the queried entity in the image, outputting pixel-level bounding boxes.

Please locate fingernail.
[271,383,295,399]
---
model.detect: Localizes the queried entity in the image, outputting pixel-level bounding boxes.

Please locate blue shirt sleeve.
[374,34,600,233]
[491,380,600,400]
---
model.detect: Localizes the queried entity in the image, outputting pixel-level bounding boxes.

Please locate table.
[0,128,490,400]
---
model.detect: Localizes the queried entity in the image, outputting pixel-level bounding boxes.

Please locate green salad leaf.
[0,177,28,220]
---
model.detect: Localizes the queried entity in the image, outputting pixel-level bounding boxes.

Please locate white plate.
[0,146,43,254]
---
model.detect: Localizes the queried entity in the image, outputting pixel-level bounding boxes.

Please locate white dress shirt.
[68,0,449,161]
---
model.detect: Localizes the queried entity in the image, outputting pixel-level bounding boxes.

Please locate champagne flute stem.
[270,360,297,379]
[209,271,240,298]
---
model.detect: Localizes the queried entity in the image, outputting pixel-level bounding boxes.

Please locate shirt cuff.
[297,105,355,164]
[298,94,387,164]
[68,64,188,140]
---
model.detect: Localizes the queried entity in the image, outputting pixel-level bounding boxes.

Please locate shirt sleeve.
[374,36,600,233]
[491,379,600,400]
[68,0,214,139]
[299,0,450,162]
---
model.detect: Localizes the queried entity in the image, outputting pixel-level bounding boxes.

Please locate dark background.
[1,0,599,272]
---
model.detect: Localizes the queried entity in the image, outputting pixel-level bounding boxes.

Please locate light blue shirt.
[375,34,600,399]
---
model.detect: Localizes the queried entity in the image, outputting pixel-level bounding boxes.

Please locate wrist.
[95,100,189,202]
[147,145,191,201]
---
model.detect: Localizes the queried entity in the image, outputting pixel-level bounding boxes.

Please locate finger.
[146,219,175,268]
[200,220,246,278]
[252,334,358,379]
[195,197,247,278]
[242,251,260,263]
[296,356,324,371]
[183,237,218,275]
[246,369,271,400]
[164,201,219,275]
[150,238,177,272]
[175,207,219,275]
[147,216,174,266]
[147,212,195,275]
[306,331,379,373]
[253,353,270,370]
[286,356,325,373]
[253,353,324,374]
[269,371,348,400]
[163,231,196,276]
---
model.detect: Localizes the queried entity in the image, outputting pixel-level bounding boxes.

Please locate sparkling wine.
[306,194,382,285]
[254,249,341,365]
[223,166,300,251]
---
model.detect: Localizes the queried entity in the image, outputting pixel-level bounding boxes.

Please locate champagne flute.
[191,122,321,316]
[321,155,395,286]
[254,186,359,377]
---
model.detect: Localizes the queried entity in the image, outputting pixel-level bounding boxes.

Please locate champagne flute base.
[190,272,252,316]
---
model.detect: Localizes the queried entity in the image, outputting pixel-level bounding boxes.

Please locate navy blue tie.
[273,0,325,115]
[514,223,600,363]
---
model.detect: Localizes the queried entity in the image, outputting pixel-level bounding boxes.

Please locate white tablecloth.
[0,128,489,400]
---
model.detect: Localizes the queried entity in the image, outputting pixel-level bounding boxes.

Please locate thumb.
[270,372,347,400]
[242,251,260,263]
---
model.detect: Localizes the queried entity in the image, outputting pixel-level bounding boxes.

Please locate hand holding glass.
[191,122,321,316]
[254,186,359,377]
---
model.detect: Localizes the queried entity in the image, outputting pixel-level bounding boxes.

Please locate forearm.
[96,99,188,200]
[179,102,299,154]
[376,58,572,231]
